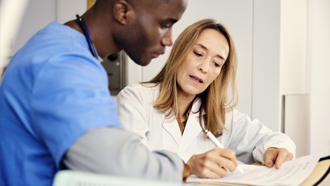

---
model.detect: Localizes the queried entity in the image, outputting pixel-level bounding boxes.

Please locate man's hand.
[186,148,238,178]
[264,147,293,169]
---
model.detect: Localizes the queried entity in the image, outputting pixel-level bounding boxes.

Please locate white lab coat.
[117,83,296,164]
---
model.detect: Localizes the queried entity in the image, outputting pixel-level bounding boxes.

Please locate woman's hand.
[182,162,191,182]
[264,147,294,169]
[186,147,238,178]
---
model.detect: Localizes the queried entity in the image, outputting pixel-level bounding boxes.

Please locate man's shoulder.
[13,21,97,69]
[39,22,78,37]
[33,22,85,49]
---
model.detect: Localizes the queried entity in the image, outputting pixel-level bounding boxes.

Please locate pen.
[205,130,244,174]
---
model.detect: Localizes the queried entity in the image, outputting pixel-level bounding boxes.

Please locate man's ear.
[113,0,135,25]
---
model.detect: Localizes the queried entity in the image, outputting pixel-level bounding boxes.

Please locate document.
[187,154,321,186]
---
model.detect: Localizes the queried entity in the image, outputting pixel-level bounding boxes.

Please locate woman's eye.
[194,52,202,57]
[213,61,222,67]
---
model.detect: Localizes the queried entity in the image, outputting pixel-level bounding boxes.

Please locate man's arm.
[62,127,189,182]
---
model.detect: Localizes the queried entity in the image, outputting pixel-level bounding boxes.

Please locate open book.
[187,154,330,186]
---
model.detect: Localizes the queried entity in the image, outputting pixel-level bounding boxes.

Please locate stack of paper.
[187,154,321,186]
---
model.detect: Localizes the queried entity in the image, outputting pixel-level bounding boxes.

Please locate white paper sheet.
[187,154,321,186]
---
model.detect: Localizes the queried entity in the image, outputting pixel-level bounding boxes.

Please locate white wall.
[308,0,330,157]
[56,0,86,24]
[280,0,330,157]
[280,0,308,95]
[252,0,281,132]
[285,95,309,158]
[0,0,28,77]
[280,0,309,157]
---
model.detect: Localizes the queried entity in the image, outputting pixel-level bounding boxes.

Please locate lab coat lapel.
[178,115,202,152]
[163,115,182,146]
[178,99,204,153]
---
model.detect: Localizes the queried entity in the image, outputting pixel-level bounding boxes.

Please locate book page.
[187,154,321,186]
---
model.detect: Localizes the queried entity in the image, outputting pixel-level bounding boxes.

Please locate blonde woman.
[117,19,295,178]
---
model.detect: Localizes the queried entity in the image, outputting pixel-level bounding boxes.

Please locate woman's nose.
[198,60,209,73]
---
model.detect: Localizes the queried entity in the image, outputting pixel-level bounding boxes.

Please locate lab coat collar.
[163,116,182,146]
[178,114,203,152]
[163,98,205,152]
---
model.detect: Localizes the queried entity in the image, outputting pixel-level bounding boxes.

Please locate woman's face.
[176,28,229,98]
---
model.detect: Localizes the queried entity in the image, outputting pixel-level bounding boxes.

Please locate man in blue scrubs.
[0,0,190,185]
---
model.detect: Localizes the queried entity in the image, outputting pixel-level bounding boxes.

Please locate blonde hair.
[144,19,238,137]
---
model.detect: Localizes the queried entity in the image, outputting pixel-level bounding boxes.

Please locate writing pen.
[205,130,244,174]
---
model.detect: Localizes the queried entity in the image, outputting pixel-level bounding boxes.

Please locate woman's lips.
[189,75,203,83]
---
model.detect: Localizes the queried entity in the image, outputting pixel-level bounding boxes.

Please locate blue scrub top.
[0,22,121,185]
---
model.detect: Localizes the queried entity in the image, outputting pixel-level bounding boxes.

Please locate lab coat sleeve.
[62,127,184,181]
[116,84,152,148]
[226,109,296,164]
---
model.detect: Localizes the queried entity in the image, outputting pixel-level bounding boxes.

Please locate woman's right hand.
[186,147,238,178]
